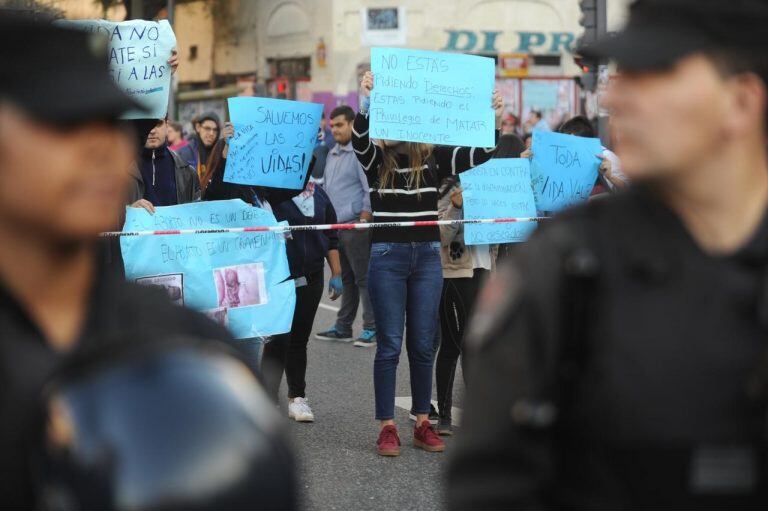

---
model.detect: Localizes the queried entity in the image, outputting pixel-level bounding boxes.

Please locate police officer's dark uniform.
[448,2,768,510]
[0,18,236,509]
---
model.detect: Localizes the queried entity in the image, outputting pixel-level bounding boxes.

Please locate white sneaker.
[288,397,315,422]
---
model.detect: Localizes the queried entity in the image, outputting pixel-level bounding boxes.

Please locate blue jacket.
[272,184,339,280]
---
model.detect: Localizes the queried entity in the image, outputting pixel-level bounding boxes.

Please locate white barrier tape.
[101,217,547,238]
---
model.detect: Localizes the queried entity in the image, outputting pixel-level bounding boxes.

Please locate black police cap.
[579,0,768,71]
[0,12,144,126]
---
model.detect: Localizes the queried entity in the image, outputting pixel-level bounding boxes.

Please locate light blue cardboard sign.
[57,19,176,119]
[370,47,495,147]
[462,159,538,245]
[522,80,560,111]
[121,200,296,339]
[224,97,323,190]
[530,131,602,212]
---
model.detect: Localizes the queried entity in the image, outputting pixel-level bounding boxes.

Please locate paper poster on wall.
[224,97,323,190]
[530,131,602,213]
[522,80,560,111]
[369,47,496,147]
[361,7,407,46]
[57,19,176,119]
[121,199,296,339]
[461,159,538,245]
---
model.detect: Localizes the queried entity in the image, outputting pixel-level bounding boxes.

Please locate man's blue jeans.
[368,241,443,420]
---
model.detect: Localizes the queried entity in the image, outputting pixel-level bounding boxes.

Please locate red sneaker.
[377,425,401,456]
[414,420,445,452]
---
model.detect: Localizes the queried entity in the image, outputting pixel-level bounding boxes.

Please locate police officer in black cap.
[0,15,238,509]
[449,1,768,509]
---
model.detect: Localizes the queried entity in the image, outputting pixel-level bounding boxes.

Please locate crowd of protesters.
[5,0,768,509]
[123,69,625,457]
[112,58,630,449]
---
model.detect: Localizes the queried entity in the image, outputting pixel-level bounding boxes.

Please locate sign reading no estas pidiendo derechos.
[224,97,323,190]
[369,47,496,147]
[120,200,296,339]
[57,19,176,119]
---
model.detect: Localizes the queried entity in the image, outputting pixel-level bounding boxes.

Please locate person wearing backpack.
[354,71,504,456]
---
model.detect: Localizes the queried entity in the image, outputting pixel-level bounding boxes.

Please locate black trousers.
[262,270,325,401]
[435,269,488,421]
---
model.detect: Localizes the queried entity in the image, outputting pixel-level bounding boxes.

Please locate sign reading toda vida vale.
[370,47,495,147]
[224,97,323,189]
[120,200,296,339]
[57,19,176,119]
[462,159,538,245]
[531,131,603,213]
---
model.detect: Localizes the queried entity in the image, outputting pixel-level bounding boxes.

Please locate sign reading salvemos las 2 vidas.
[224,97,323,190]
[57,19,176,119]
[369,47,496,147]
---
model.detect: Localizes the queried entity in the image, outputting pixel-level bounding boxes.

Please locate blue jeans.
[368,241,444,420]
[238,337,267,376]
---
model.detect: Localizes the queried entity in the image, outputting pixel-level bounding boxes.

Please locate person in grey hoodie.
[314,105,377,347]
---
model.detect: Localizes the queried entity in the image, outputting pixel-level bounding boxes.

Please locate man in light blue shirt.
[529,110,551,133]
[315,105,377,347]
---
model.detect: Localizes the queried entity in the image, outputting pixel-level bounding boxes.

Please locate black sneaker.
[315,326,352,342]
[409,404,439,425]
[437,419,453,436]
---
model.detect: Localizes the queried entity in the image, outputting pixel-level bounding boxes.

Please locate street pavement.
[272,289,465,511]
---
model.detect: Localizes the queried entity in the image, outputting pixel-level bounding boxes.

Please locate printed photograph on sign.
[136,273,184,306]
[213,262,268,309]
[202,307,229,328]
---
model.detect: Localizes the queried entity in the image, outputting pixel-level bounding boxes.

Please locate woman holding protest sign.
[355,70,504,456]
[201,123,340,422]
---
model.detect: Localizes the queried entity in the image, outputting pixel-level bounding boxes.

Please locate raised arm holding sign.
[369,47,496,146]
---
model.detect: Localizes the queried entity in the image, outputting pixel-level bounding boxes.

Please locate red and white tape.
[100,217,547,238]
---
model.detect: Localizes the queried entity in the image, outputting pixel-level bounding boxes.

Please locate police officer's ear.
[721,71,768,138]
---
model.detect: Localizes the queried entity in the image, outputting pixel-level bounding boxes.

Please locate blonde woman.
[354,71,504,456]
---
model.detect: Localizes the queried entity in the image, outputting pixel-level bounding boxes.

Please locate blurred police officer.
[449,1,768,509]
[0,15,235,509]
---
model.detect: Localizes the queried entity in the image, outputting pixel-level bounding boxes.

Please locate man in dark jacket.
[128,117,200,212]
[177,111,221,181]
[0,17,235,509]
[449,1,768,509]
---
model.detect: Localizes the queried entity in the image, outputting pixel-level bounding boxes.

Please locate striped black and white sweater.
[352,112,499,243]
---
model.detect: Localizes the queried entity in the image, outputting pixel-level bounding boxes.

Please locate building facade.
[41,0,631,127]
[172,0,630,127]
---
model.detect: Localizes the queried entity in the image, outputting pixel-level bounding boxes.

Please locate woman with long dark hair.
[354,71,504,456]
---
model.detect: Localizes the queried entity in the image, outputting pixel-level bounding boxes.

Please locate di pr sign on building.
[442,30,577,54]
